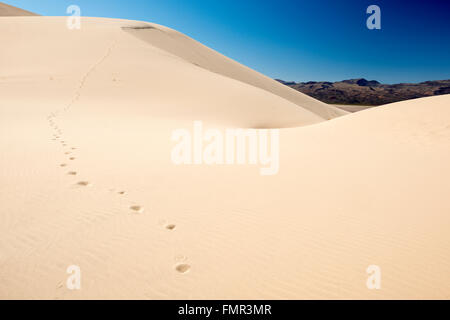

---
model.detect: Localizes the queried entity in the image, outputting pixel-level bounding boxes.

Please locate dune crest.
[123,22,347,121]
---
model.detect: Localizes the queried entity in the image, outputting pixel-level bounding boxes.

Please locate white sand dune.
[123,23,346,121]
[0,15,449,299]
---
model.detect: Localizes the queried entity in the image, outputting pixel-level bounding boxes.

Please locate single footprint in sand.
[60,163,67,167]
[68,171,77,175]
[175,263,191,274]
[65,152,71,155]
[118,191,126,195]
[71,147,77,150]
[77,181,90,187]
[130,205,143,213]
[165,224,176,230]
[69,157,76,160]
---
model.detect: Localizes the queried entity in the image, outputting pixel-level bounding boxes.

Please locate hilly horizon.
[1,1,446,110]
[277,78,450,106]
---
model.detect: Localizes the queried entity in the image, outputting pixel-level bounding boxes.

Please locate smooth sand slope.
[123,23,346,121]
[0,16,449,299]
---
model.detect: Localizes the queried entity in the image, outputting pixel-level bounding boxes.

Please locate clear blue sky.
[4,0,450,83]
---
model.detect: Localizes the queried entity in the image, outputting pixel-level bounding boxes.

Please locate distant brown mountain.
[276,78,450,106]
[0,2,38,16]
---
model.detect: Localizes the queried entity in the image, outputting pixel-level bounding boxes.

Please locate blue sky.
[4,0,450,83]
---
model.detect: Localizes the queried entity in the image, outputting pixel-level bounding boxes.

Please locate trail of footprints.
[46,41,191,274]
[47,114,189,274]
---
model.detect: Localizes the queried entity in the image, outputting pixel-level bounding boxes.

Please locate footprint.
[68,171,77,175]
[60,163,67,167]
[76,181,90,187]
[118,191,126,195]
[69,157,75,160]
[65,152,71,155]
[165,224,176,230]
[130,205,143,213]
[71,147,77,150]
[175,263,191,274]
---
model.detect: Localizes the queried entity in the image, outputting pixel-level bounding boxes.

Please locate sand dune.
[123,23,347,121]
[1,16,342,129]
[0,2,38,16]
[0,15,449,299]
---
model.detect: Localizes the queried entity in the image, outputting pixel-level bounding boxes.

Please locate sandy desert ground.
[333,104,375,113]
[1,13,450,299]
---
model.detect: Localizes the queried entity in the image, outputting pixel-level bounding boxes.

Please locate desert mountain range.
[277,78,450,106]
